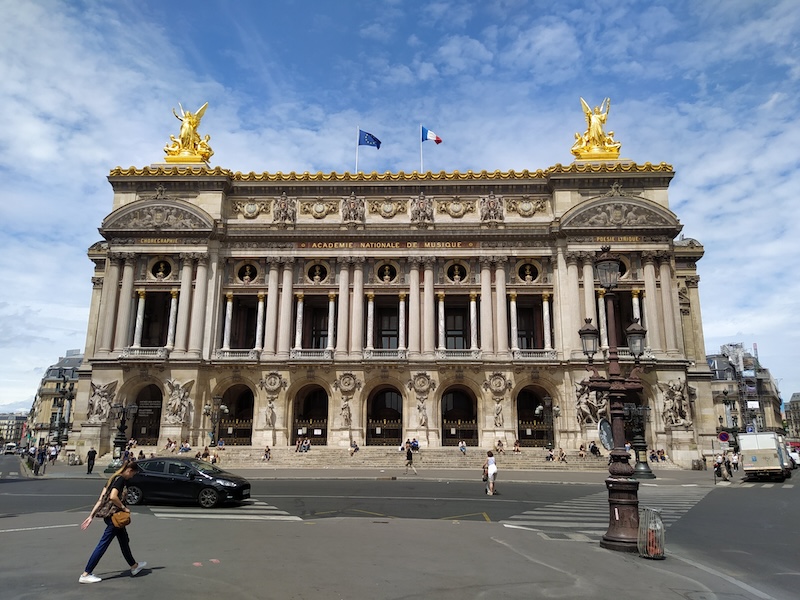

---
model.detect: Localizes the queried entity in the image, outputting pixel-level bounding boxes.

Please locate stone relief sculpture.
[410,192,434,226]
[658,378,694,427]
[164,378,194,425]
[574,381,609,426]
[273,192,297,225]
[341,192,365,223]
[494,398,504,428]
[480,193,504,222]
[340,398,352,428]
[408,372,436,429]
[87,381,118,424]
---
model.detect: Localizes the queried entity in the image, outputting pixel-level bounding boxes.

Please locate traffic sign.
[718,432,730,442]
[746,425,755,433]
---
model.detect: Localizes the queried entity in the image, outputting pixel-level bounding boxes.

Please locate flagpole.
[420,123,423,173]
[355,125,359,173]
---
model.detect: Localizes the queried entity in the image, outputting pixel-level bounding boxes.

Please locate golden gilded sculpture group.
[162,97,622,164]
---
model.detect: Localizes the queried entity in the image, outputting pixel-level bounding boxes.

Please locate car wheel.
[126,485,143,505]
[198,487,219,508]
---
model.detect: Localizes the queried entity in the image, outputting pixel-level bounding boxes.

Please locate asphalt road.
[1,458,797,599]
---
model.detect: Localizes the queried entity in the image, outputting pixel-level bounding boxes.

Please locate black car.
[126,457,251,508]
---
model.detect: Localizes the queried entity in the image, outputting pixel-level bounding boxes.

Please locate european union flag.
[358,129,381,149]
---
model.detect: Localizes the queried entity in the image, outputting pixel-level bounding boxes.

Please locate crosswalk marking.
[500,487,713,540]
[149,500,301,522]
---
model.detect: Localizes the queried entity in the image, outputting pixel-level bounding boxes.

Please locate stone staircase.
[109,445,680,472]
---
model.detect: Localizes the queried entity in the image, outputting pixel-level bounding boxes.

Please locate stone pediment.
[561,197,678,231]
[101,198,214,233]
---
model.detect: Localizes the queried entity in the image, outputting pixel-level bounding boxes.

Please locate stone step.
[105,445,680,471]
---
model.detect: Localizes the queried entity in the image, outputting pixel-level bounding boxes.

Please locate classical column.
[222,292,234,350]
[542,292,552,351]
[437,292,446,351]
[113,254,136,351]
[597,289,609,349]
[422,258,436,355]
[365,292,375,351]
[173,254,195,353]
[631,289,641,322]
[408,260,421,358]
[582,254,597,323]
[293,293,304,350]
[132,289,146,348]
[565,251,581,353]
[469,291,478,351]
[263,259,280,355]
[350,257,365,354]
[508,292,519,352]
[398,292,407,352]
[255,292,265,351]
[165,289,179,350]
[659,254,678,353]
[494,259,509,355]
[642,252,662,352]
[327,292,336,353]
[479,258,494,353]
[99,255,122,353]
[335,258,350,358]
[187,254,209,358]
[275,259,294,359]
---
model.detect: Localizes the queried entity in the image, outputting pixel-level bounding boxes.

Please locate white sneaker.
[131,561,147,576]
[79,574,101,584]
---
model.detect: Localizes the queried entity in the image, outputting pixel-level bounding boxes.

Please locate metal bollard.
[638,507,665,559]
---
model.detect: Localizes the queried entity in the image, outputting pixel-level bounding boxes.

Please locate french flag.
[422,126,442,144]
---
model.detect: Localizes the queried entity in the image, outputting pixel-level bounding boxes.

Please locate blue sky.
[1,0,799,411]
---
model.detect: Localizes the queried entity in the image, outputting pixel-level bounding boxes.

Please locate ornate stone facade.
[70,161,717,467]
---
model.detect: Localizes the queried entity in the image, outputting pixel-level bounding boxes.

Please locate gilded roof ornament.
[570,97,622,160]
[164,102,213,163]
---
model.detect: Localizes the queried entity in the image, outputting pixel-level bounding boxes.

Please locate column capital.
[226,291,233,301]
[366,292,375,300]
[631,288,640,298]
[565,251,581,265]
[480,256,493,269]
[398,292,407,300]
[171,289,179,299]
[352,256,366,265]
[542,291,550,301]
[469,291,477,301]
[328,292,337,300]
[509,291,517,301]
[295,292,304,300]
[258,292,265,300]
[137,288,146,299]
[437,291,445,300]
[423,257,436,269]
[597,288,606,298]
[685,275,700,288]
[641,250,658,264]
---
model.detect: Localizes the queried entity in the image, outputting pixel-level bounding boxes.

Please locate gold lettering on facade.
[595,236,642,243]
[139,238,179,244]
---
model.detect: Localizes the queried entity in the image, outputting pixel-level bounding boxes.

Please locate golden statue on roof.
[164,102,214,163]
[571,97,621,160]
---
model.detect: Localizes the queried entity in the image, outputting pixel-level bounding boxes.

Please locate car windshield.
[188,459,226,475]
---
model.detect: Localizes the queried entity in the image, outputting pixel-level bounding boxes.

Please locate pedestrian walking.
[404,443,417,475]
[731,453,739,471]
[483,450,498,495]
[79,460,147,584]
[86,447,97,474]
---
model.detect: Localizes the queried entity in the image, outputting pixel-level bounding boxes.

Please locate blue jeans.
[85,517,136,573]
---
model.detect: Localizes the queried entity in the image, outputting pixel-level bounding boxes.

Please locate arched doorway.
[218,384,254,446]
[131,384,162,445]
[366,387,403,446]
[293,385,328,446]
[441,387,477,446]
[516,388,554,447]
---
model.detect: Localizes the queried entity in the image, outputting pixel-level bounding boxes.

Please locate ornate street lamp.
[54,371,75,444]
[203,396,229,445]
[110,403,138,461]
[578,246,647,552]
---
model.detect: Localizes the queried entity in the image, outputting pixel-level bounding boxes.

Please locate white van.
[4,442,17,455]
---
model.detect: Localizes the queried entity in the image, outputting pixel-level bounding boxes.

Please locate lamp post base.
[600,476,640,552]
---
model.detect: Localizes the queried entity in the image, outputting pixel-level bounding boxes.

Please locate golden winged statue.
[570,97,622,160]
[164,102,213,163]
